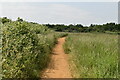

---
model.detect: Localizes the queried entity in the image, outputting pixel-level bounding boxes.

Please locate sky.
[0,1,119,26]
[0,0,119,2]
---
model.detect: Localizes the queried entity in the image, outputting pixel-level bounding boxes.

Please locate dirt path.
[41,37,72,78]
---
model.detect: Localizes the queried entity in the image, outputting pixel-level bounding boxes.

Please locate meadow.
[64,33,118,78]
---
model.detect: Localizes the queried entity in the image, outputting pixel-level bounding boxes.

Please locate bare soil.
[41,37,72,78]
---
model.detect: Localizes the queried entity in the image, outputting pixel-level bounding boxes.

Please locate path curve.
[41,37,72,78]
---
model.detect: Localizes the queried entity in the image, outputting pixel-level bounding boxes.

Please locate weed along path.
[41,37,72,78]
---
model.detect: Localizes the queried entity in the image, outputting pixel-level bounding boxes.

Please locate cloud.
[1,3,94,25]
[44,4,93,23]
[0,2,117,26]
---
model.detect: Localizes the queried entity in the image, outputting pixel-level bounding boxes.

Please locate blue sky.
[0,2,118,26]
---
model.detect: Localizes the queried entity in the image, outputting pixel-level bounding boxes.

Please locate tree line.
[44,23,120,33]
[1,17,120,33]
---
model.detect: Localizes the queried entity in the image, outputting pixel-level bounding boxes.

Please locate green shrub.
[1,20,58,78]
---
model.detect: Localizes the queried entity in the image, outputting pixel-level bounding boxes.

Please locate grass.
[64,33,118,78]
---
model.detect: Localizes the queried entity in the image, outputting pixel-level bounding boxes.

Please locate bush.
[2,20,57,78]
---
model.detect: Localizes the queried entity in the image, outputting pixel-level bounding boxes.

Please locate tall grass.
[64,33,118,78]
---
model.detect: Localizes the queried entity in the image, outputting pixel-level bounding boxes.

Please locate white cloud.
[0,2,117,26]
[1,3,95,25]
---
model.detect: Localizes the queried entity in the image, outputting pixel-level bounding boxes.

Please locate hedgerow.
[1,19,58,78]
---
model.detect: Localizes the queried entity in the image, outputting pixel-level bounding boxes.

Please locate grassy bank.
[1,20,66,78]
[64,33,118,78]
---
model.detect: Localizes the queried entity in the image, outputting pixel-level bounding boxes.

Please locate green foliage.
[64,33,118,78]
[17,17,23,22]
[1,18,58,78]
[1,17,119,78]
[45,23,120,33]
[1,17,11,24]
[0,18,2,79]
